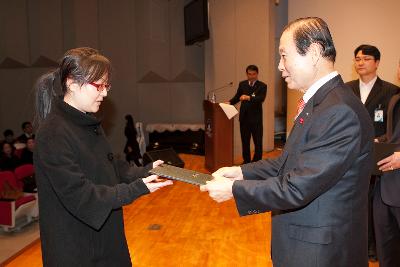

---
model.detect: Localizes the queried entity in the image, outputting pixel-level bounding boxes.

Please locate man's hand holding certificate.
[200,166,244,203]
[149,163,243,203]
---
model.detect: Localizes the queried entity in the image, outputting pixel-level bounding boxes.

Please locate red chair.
[0,171,20,191]
[14,164,38,217]
[0,171,37,232]
[14,164,35,190]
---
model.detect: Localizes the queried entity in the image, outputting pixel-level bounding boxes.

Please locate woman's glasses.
[89,82,111,92]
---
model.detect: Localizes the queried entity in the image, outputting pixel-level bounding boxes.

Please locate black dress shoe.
[368,255,377,262]
[368,250,377,262]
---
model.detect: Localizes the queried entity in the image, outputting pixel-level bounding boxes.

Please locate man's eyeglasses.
[89,82,111,92]
[354,56,375,63]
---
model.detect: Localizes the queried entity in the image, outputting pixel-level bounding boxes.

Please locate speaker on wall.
[143,147,184,168]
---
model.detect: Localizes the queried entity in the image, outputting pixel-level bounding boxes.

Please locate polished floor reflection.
[5,152,379,267]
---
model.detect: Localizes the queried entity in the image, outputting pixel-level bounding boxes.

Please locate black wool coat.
[34,99,152,267]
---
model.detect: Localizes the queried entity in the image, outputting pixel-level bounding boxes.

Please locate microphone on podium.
[207,82,234,103]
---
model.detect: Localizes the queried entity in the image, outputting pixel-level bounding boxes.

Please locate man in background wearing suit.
[201,17,374,267]
[346,44,399,261]
[17,121,35,144]
[375,61,400,267]
[229,65,267,164]
[346,45,398,139]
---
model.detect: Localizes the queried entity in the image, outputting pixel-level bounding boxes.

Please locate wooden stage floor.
[5,151,379,267]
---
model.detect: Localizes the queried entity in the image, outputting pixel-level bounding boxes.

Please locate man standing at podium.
[229,65,267,164]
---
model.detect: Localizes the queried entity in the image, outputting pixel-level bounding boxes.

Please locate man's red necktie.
[295,98,306,120]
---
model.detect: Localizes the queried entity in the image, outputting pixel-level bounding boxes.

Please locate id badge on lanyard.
[374,104,383,122]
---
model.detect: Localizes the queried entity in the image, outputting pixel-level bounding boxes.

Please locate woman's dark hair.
[34,47,112,126]
[283,17,336,63]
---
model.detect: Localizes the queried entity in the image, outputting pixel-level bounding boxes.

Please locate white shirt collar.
[359,76,377,88]
[359,76,377,104]
[303,71,339,103]
[249,80,257,86]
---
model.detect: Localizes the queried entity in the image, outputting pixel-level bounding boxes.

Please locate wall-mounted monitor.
[184,0,209,45]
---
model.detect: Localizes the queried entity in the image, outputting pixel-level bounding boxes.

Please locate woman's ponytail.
[33,69,60,127]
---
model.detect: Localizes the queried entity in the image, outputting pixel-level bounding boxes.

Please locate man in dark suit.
[346,45,398,138]
[375,61,400,267]
[346,45,399,261]
[229,65,267,163]
[201,17,374,267]
[17,121,35,144]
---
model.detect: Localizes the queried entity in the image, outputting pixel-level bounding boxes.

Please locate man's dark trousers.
[240,120,262,163]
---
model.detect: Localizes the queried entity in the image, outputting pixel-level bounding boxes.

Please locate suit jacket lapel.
[364,77,382,107]
[352,80,361,99]
[311,75,344,108]
[287,75,344,144]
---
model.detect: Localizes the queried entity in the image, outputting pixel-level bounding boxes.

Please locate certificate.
[149,164,213,186]
[219,103,238,120]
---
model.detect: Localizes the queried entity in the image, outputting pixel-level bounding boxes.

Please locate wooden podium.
[203,100,233,172]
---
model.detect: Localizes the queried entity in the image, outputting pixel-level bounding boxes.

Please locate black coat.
[20,148,33,164]
[124,123,141,162]
[346,77,399,137]
[0,154,20,171]
[34,99,152,267]
[17,133,35,144]
[229,80,267,124]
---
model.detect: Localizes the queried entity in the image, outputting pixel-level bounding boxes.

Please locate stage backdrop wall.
[0,0,204,157]
[205,0,277,159]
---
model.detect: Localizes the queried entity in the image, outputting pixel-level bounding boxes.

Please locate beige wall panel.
[27,0,63,63]
[0,0,30,64]
[287,0,400,133]
[205,0,275,159]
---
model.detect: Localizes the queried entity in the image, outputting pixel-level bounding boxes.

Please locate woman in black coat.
[33,47,172,267]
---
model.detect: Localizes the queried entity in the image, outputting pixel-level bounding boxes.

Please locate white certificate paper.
[219,103,239,120]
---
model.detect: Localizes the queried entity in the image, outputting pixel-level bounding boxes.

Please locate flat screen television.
[184,0,209,45]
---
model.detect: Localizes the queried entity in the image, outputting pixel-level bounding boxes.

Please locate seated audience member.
[2,129,15,146]
[17,121,35,143]
[20,137,35,164]
[0,142,20,171]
